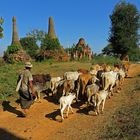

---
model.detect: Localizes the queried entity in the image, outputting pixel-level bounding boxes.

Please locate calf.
[59,93,76,121]
[92,90,109,115]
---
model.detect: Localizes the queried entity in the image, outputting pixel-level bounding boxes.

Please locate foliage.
[102,44,114,56]
[109,1,140,58]
[75,46,83,52]
[0,17,4,39]
[3,52,15,64]
[20,37,39,58]
[65,44,76,53]
[91,55,121,65]
[3,45,21,63]
[6,45,21,54]
[41,34,61,51]
[26,29,47,42]
[128,47,140,61]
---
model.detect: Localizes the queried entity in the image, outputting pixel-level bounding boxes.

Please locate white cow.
[102,71,119,97]
[63,71,81,81]
[92,90,109,115]
[59,93,76,121]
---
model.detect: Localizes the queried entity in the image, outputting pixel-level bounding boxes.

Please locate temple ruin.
[69,38,93,60]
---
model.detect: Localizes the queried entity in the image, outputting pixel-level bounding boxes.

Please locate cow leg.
[37,92,41,103]
[82,84,85,96]
[76,82,80,102]
[101,99,105,114]
[69,105,74,114]
[66,105,70,118]
[60,104,66,121]
[96,100,102,115]
[87,89,91,105]
[62,89,66,96]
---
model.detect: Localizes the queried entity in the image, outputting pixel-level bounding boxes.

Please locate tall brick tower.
[48,16,57,39]
[11,16,21,46]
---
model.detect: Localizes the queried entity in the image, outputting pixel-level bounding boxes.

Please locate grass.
[100,102,140,140]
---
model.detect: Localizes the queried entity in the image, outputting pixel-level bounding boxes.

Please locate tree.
[102,44,114,56]
[20,37,39,58]
[65,44,76,53]
[0,17,4,39]
[40,34,61,51]
[109,1,140,59]
[27,29,47,44]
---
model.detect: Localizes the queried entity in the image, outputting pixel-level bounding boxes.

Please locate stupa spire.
[11,16,21,46]
[48,16,57,39]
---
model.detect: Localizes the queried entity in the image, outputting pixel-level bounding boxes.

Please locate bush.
[20,37,39,59]
[91,55,121,65]
[7,45,21,54]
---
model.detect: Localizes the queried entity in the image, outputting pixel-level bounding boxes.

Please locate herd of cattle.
[32,62,130,121]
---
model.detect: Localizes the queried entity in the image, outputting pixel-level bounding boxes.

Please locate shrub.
[91,55,121,65]
[7,45,21,54]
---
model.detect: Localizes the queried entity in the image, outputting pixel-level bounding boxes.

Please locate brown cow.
[76,73,93,100]
[77,69,89,74]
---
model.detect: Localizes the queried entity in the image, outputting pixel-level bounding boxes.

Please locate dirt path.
[0,64,140,140]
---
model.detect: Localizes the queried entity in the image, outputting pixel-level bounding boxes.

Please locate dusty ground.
[0,64,140,140]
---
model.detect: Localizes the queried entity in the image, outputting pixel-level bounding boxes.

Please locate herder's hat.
[25,62,33,68]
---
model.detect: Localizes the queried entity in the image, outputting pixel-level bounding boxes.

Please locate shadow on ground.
[2,100,23,117]
[45,109,61,122]
[0,128,26,140]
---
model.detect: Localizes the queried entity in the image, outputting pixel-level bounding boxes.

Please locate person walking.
[17,62,35,117]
